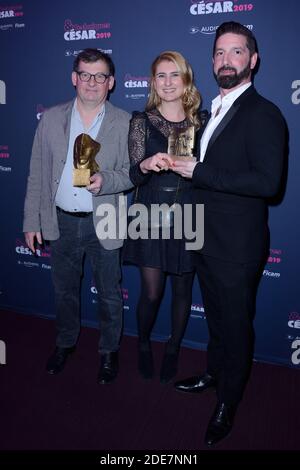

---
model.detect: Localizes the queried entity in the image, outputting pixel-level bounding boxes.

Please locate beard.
[214,60,251,89]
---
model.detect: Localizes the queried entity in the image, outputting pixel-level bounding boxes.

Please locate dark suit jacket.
[192,85,286,263]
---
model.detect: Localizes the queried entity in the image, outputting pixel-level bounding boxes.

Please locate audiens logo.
[189,25,217,35]
[291,80,300,105]
[0,80,6,104]
[65,48,112,58]
[189,1,254,15]
[291,339,300,365]
[190,23,253,36]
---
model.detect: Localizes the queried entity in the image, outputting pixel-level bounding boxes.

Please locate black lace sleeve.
[128,112,152,186]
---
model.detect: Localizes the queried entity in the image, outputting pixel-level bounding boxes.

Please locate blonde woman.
[123,51,206,383]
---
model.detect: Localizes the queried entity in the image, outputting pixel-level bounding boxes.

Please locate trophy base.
[73,169,91,187]
[170,155,196,162]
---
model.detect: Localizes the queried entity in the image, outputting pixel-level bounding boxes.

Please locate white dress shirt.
[199,82,251,162]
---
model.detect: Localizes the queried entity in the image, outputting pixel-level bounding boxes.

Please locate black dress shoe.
[174,373,216,393]
[205,402,236,446]
[97,352,118,384]
[160,351,179,384]
[138,343,154,379]
[46,346,75,375]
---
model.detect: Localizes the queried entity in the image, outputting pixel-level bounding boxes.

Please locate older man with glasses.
[23,48,133,384]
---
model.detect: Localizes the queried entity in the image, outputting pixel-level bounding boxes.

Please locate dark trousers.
[50,210,123,353]
[196,253,263,406]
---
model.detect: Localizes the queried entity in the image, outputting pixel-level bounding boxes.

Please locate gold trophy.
[167,126,196,162]
[73,133,101,187]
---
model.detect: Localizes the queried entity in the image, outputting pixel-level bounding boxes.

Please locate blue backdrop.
[1,0,299,368]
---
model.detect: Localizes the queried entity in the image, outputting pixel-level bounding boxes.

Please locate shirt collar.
[72,98,105,128]
[211,82,252,114]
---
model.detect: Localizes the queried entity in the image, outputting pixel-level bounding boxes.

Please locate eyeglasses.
[76,71,110,84]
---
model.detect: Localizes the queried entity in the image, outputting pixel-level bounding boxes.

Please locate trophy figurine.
[73,133,101,187]
[167,126,196,162]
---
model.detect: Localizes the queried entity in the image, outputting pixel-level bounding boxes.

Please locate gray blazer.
[23,100,133,249]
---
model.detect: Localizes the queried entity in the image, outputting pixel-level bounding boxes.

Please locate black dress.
[123,109,198,275]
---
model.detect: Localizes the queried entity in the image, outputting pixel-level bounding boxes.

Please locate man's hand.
[25,231,43,253]
[171,160,198,179]
[87,172,103,195]
[140,152,174,174]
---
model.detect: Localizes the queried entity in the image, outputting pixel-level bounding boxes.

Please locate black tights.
[137,266,194,352]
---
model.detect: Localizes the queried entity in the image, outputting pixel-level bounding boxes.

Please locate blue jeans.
[50,209,123,353]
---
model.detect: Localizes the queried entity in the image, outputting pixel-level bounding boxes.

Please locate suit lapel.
[96,101,114,142]
[52,101,73,201]
[205,85,255,155]
[58,101,73,166]
[196,111,210,161]
[205,102,240,154]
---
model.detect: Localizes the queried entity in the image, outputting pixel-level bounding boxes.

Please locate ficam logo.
[63,19,111,41]
[189,1,254,15]
[0,80,6,104]
[288,312,300,329]
[262,269,280,279]
[291,339,300,365]
[41,264,51,270]
[0,165,11,172]
[0,340,6,365]
[291,80,300,105]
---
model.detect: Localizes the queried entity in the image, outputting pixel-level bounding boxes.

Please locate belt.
[56,206,93,218]
[150,186,189,192]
